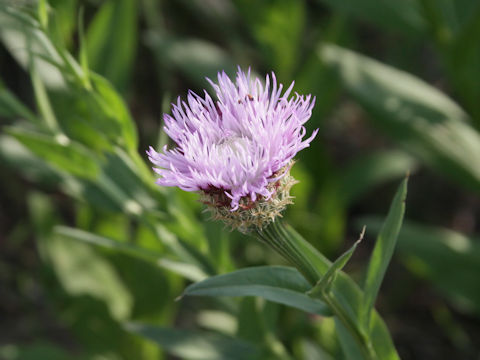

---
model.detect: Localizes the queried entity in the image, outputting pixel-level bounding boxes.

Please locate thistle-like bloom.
[148,68,317,232]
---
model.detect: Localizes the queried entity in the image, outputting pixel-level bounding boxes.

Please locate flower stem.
[257,220,321,284]
[255,220,378,360]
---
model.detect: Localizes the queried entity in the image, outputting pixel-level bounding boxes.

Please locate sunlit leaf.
[89,74,138,151]
[85,0,137,90]
[145,33,237,86]
[235,0,305,78]
[40,229,133,321]
[319,44,480,193]
[7,127,100,179]
[0,6,65,89]
[126,323,261,360]
[55,225,208,282]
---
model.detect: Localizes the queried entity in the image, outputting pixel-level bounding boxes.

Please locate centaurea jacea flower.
[147,68,317,232]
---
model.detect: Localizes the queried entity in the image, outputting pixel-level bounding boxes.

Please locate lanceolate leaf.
[316,0,426,34]
[183,266,330,316]
[358,218,480,316]
[54,226,209,282]
[308,228,364,298]
[0,80,38,122]
[361,177,408,329]
[125,323,261,360]
[319,44,480,194]
[7,127,100,179]
[40,232,133,321]
[85,0,137,90]
[90,74,138,152]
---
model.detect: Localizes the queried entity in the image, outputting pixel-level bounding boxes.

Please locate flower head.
[148,67,317,232]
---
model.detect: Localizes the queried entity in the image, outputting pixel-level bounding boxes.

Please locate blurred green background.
[1,0,480,359]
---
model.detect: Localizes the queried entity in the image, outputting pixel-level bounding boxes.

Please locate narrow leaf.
[7,127,100,179]
[41,231,133,320]
[281,209,401,359]
[361,177,408,329]
[54,226,208,282]
[308,227,364,297]
[90,73,138,151]
[316,0,426,34]
[85,0,137,90]
[125,323,260,360]
[0,81,38,122]
[183,266,331,316]
[145,34,237,87]
[359,218,480,315]
[77,6,91,89]
[319,44,480,193]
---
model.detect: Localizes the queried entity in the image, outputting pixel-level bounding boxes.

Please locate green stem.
[322,293,377,360]
[256,220,378,360]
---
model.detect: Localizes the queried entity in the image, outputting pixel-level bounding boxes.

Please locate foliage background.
[1,0,480,359]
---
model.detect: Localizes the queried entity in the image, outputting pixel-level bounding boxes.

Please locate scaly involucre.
[147,68,318,210]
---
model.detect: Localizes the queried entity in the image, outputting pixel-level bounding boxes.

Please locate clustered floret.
[147,67,317,231]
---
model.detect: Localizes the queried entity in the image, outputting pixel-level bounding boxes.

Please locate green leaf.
[447,2,480,123]
[358,218,480,316]
[235,0,305,78]
[101,149,156,210]
[85,0,137,90]
[0,134,61,184]
[89,74,138,151]
[334,318,364,360]
[7,127,100,179]
[197,310,237,335]
[77,6,91,89]
[183,266,331,316]
[361,177,408,330]
[312,150,415,253]
[154,224,217,277]
[37,0,49,29]
[125,323,261,360]
[51,0,78,47]
[236,298,265,343]
[145,34,237,87]
[40,229,133,321]
[308,228,364,297]
[30,60,60,131]
[54,225,208,282]
[299,339,335,360]
[0,342,78,360]
[0,81,38,122]
[0,6,65,89]
[319,44,480,193]
[277,220,400,359]
[316,0,426,34]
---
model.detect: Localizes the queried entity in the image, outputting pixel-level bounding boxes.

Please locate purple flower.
[147,68,317,213]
